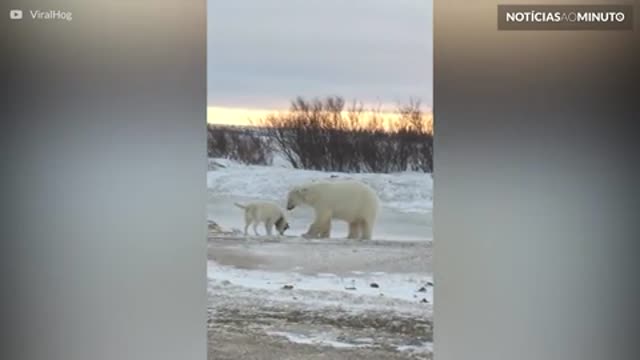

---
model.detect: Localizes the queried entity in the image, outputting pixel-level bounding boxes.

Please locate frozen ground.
[207,158,433,359]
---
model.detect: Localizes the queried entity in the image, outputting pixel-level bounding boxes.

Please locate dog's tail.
[234,202,246,209]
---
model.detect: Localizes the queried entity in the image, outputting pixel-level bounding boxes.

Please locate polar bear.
[286,180,380,240]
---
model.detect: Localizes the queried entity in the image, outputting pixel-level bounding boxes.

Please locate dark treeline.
[207,96,433,173]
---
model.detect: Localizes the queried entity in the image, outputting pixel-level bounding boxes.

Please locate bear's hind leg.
[347,221,360,239]
[360,219,373,240]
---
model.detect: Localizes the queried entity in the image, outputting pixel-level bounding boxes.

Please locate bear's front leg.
[301,220,316,238]
[303,222,322,238]
[318,219,331,238]
[303,210,331,239]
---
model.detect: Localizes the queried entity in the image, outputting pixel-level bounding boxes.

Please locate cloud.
[208,0,433,109]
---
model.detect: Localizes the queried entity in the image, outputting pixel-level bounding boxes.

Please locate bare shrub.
[207,124,273,165]
[208,96,433,173]
[257,96,433,173]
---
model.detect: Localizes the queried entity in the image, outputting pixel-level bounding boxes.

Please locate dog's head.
[286,186,310,210]
[274,216,290,235]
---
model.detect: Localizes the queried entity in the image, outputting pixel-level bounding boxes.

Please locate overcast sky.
[207,0,432,110]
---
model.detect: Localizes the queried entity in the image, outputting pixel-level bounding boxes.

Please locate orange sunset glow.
[207,107,279,126]
[208,106,433,132]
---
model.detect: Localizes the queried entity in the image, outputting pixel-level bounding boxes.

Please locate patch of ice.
[397,341,433,354]
[208,261,434,304]
[317,273,338,278]
[266,330,369,349]
[353,337,375,344]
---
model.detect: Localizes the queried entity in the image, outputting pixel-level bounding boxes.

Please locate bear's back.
[309,180,378,208]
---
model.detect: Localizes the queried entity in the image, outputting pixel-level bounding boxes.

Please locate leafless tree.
[209,96,433,173]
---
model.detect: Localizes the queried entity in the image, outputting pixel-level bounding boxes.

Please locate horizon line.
[207,105,433,127]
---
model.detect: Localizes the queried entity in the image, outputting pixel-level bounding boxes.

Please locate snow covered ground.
[207,158,433,359]
[207,157,433,240]
[207,157,433,215]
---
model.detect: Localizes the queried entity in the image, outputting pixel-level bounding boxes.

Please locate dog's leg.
[265,221,273,236]
[243,211,251,236]
[253,222,260,236]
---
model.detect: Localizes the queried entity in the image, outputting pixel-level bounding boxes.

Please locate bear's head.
[286,186,309,210]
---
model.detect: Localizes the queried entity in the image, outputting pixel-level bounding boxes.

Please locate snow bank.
[207,158,433,214]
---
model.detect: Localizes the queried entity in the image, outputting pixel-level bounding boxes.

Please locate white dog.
[234,201,290,236]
